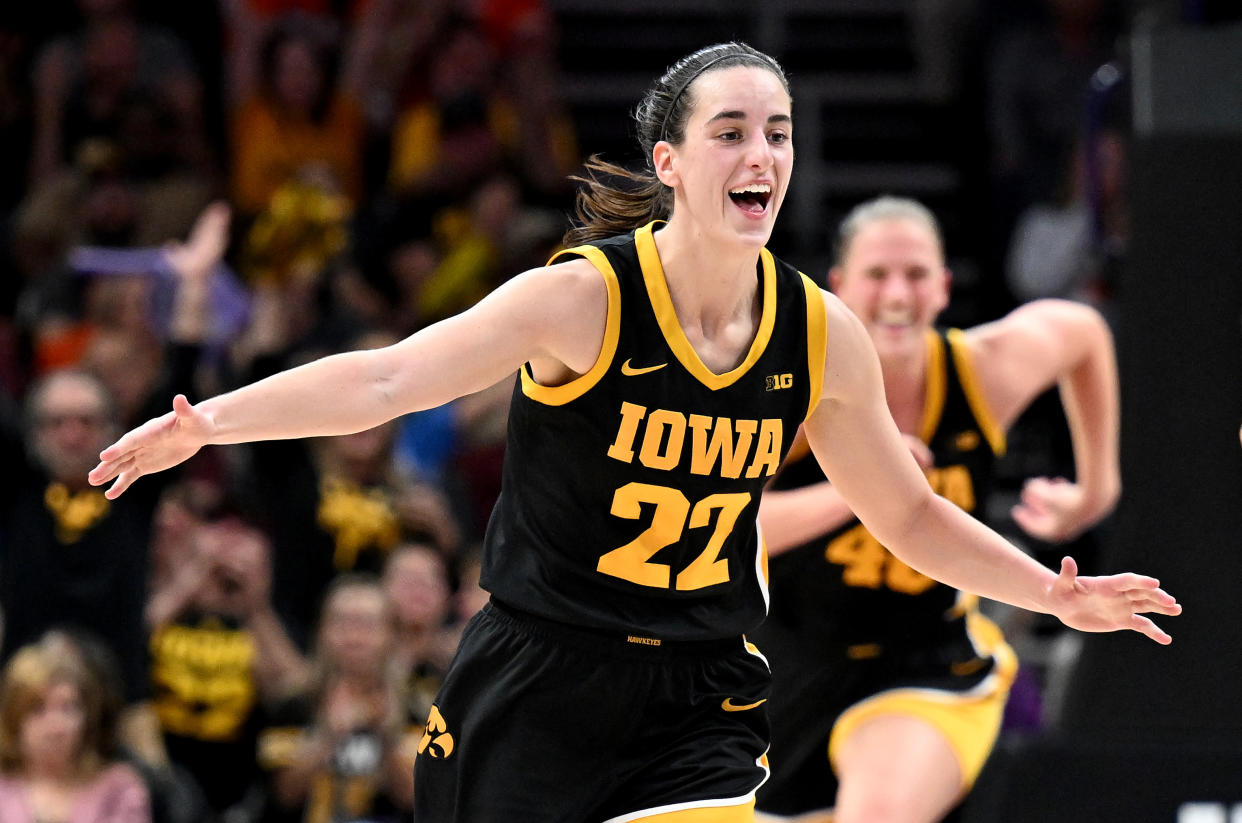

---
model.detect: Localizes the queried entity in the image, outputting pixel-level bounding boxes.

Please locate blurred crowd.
[0,1,573,821]
[0,0,1193,821]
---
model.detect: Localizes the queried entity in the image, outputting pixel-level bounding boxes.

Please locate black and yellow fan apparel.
[415,221,827,823]
[754,328,1018,819]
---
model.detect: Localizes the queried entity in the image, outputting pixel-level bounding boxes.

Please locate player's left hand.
[1046,556,1181,644]
[1010,476,1098,543]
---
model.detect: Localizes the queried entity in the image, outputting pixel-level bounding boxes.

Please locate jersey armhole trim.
[919,329,948,444]
[519,245,621,406]
[946,328,1006,455]
[801,274,827,420]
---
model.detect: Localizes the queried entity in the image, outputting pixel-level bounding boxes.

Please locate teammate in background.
[89,45,1178,823]
[755,195,1124,823]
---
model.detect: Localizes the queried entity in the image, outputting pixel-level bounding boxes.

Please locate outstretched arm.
[804,291,1179,643]
[89,259,609,498]
[965,298,1120,542]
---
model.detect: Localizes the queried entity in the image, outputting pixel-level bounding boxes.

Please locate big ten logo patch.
[765,373,793,391]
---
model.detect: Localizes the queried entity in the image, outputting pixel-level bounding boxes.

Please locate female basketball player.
[90,44,1178,823]
[754,196,1123,823]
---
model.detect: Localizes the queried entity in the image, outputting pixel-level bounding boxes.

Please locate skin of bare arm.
[89,258,608,498]
[758,482,856,556]
[963,298,1120,541]
[803,290,1179,642]
[759,433,932,557]
[764,298,1121,555]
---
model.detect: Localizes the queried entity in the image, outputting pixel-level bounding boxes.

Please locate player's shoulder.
[512,255,610,300]
[961,298,1106,359]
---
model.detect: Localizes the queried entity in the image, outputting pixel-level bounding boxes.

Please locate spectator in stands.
[476,0,579,200]
[0,640,151,822]
[381,541,454,722]
[228,11,369,217]
[36,628,204,823]
[0,201,233,773]
[256,575,416,823]
[146,491,308,821]
[387,13,576,205]
[28,0,210,188]
[1,370,154,721]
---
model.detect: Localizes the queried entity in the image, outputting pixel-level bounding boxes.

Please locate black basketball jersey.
[765,328,1005,647]
[481,222,827,641]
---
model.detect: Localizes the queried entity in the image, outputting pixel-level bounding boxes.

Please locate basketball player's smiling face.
[662,65,793,250]
[830,218,950,359]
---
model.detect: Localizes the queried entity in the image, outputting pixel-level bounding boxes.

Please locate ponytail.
[562,155,671,247]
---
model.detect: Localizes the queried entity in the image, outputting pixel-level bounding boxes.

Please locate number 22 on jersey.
[596,482,750,590]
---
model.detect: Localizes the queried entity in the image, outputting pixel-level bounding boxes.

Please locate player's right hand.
[88,394,213,499]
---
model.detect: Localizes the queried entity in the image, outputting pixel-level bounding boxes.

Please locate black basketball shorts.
[414,599,772,822]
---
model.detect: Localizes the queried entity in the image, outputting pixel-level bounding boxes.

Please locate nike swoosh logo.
[621,358,667,376]
[721,697,767,713]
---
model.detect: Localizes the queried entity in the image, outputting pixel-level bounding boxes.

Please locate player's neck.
[652,221,762,325]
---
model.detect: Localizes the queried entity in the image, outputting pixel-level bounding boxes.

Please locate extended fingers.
[99,424,155,462]
[101,408,180,462]
[1130,614,1172,645]
[88,458,121,486]
[104,459,141,500]
[1108,572,1163,591]
[1127,588,1182,616]
[1099,573,1180,615]
[98,438,129,463]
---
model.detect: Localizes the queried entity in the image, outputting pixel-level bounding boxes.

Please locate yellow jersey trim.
[918,329,947,444]
[802,275,827,420]
[519,245,621,406]
[634,222,777,391]
[946,329,1006,455]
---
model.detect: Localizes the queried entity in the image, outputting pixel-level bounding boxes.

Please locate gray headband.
[658,53,738,143]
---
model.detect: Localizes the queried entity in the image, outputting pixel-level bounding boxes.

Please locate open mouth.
[876,318,914,332]
[728,183,772,215]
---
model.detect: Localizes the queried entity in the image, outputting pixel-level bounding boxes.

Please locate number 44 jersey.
[481,221,826,642]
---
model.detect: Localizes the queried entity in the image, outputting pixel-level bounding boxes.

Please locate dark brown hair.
[563,42,789,248]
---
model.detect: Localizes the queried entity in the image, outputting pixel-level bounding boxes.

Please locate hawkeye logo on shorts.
[721,697,767,712]
[765,373,793,391]
[417,705,454,759]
